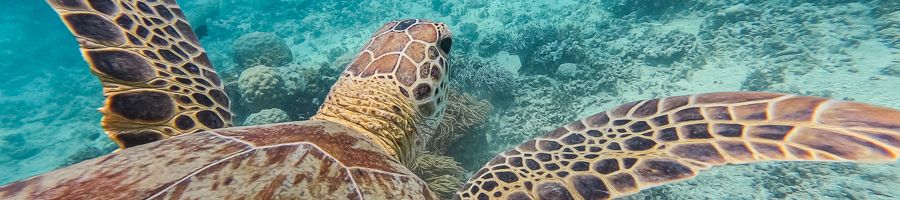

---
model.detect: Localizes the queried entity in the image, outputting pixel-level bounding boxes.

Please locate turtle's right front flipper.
[46,0,232,148]
[456,92,900,200]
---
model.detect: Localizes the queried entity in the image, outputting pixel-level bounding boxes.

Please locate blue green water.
[1,0,899,199]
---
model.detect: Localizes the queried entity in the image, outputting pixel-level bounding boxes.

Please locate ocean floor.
[1,0,899,199]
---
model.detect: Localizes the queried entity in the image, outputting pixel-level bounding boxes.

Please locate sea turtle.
[2,0,900,199]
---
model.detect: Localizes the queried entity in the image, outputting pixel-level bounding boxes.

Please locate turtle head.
[355,19,452,119]
[313,19,451,165]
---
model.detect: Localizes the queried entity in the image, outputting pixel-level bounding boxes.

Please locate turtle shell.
[0,120,437,199]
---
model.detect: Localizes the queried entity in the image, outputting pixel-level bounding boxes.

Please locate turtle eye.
[438,37,452,54]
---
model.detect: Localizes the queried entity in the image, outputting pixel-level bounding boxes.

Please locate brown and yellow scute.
[87,50,156,82]
[317,19,453,167]
[313,77,423,165]
[456,92,900,200]
[215,121,410,174]
[48,0,234,149]
[0,120,435,199]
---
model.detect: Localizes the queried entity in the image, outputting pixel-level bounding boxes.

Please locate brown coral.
[237,65,286,111]
[426,175,462,199]
[232,32,293,69]
[410,89,490,199]
[412,153,466,179]
[427,89,493,153]
[411,153,466,199]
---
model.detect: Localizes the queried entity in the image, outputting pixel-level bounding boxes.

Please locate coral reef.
[0,133,40,161]
[237,65,287,112]
[640,31,700,66]
[414,89,492,198]
[57,146,104,167]
[5,1,900,198]
[883,64,900,77]
[56,143,116,168]
[444,1,900,198]
[457,22,480,40]
[223,55,342,124]
[243,108,292,126]
[450,53,518,104]
[606,0,693,20]
[874,2,898,48]
[181,0,223,26]
[276,63,342,119]
[485,76,579,148]
[411,153,466,199]
[232,32,293,69]
[425,175,461,200]
[478,24,587,75]
[623,162,900,200]
[229,60,342,122]
[741,66,786,91]
[428,89,492,153]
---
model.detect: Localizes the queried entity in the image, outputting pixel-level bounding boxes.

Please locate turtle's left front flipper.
[456,92,900,200]
[46,0,232,148]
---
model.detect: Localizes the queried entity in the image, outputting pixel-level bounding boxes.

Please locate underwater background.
[1,0,899,199]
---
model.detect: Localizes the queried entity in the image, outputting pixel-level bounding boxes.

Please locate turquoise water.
[1,0,899,199]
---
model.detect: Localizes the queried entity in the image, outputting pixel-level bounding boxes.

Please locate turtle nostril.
[439,37,452,53]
